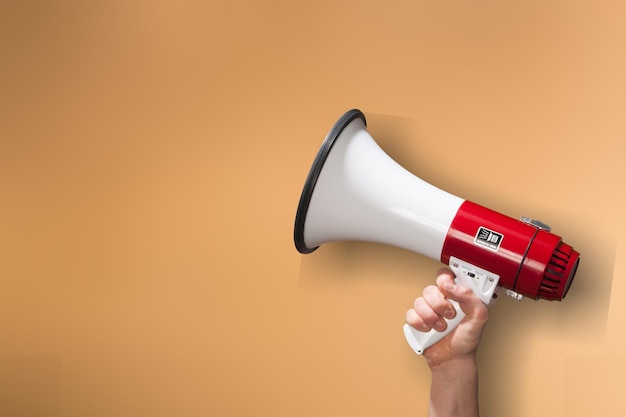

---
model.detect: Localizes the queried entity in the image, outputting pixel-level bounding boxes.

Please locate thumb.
[439,279,487,318]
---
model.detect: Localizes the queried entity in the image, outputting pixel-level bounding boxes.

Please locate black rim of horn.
[294,109,367,254]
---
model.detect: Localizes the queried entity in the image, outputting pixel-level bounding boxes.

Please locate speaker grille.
[538,241,579,300]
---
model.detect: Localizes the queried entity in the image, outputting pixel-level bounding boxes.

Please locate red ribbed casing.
[441,201,579,301]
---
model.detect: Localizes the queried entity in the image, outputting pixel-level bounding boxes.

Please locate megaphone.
[294,109,580,354]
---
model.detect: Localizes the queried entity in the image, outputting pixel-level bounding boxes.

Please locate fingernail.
[443,309,455,319]
[434,320,445,331]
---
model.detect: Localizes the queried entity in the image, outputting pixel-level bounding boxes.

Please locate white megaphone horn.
[294,109,580,355]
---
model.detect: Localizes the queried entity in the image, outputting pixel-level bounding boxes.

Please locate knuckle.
[456,285,474,297]
[405,309,429,331]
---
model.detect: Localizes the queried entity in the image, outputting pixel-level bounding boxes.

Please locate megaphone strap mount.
[294,109,367,254]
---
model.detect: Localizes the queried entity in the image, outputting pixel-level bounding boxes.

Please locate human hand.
[405,268,489,368]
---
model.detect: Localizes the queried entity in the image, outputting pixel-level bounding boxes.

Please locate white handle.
[403,280,465,355]
[403,257,500,355]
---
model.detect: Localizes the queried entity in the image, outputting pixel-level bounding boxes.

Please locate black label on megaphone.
[474,227,504,251]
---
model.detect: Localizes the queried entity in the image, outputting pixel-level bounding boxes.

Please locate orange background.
[1,1,625,416]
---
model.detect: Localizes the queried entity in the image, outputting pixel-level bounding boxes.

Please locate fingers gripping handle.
[403,257,500,355]
[403,284,466,355]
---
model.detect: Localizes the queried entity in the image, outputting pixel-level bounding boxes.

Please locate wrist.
[428,355,480,417]
[428,353,477,374]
